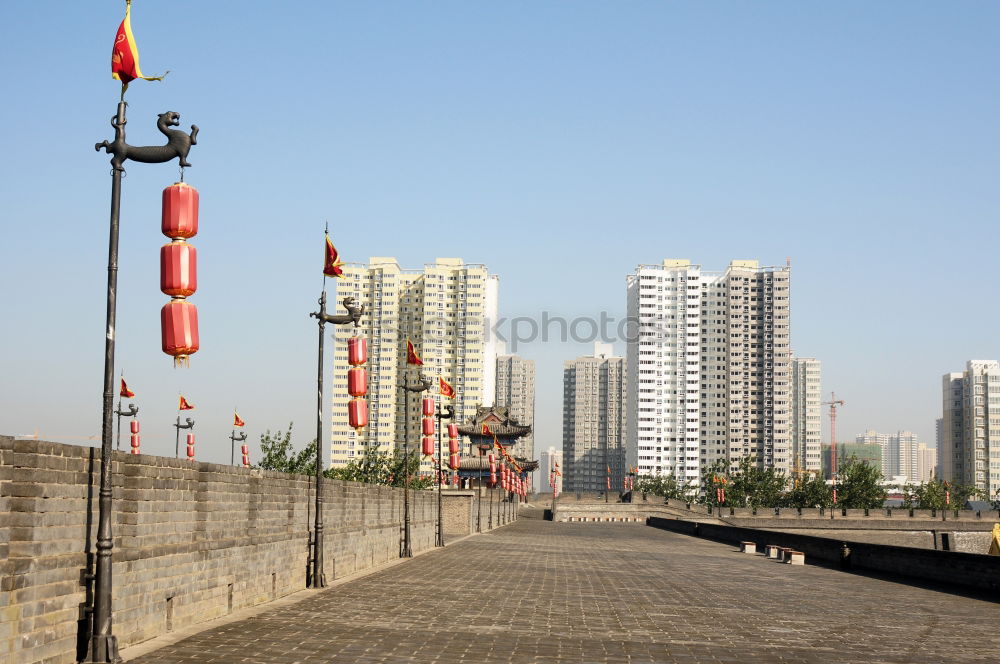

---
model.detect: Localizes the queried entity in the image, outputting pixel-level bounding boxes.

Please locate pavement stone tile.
[127,509,1000,663]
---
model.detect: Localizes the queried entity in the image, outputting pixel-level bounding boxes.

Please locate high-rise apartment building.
[495,355,535,462]
[940,360,1000,496]
[790,358,822,475]
[855,430,920,481]
[917,443,938,483]
[329,257,499,467]
[563,344,626,493]
[625,259,791,485]
[540,446,563,494]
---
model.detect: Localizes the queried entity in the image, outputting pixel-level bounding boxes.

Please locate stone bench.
[740,541,757,554]
[785,551,805,565]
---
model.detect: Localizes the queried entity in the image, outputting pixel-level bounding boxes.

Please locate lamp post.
[400,372,432,557]
[114,402,138,452]
[307,294,363,588]
[90,99,198,661]
[230,429,247,465]
[434,403,454,547]
[173,417,194,458]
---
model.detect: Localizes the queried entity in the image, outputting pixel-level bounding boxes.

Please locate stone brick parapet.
[0,437,502,664]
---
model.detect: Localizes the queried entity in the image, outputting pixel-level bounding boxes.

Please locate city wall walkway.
[126,509,1000,664]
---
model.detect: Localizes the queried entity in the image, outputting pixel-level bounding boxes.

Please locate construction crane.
[822,392,846,480]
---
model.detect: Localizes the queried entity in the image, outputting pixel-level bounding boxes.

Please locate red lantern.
[130,433,140,452]
[488,453,496,474]
[422,436,434,456]
[347,336,367,366]
[160,241,197,297]
[241,445,249,455]
[447,423,458,438]
[422,417,435,436]
[348,399,368,430]
[186,433,195,459]
[348,367,368,397]
[490,472,497,485]
[448,438,459,455]
[449,453,459,470]
[161,299,199,367]
[422,397,434,417]
[453,474,460,487]
[162,182,199,239]
[130,420,140,434]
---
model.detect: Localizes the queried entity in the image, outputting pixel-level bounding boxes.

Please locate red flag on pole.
[323,233,344,278]
[178,395,194,411]
[111,0,166,89]
[119,378,135,398]
[234,412,245,427]
[406,339,423,365]
[439,377,456,399]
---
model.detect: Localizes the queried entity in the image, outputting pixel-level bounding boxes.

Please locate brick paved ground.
[127,509,1000,663]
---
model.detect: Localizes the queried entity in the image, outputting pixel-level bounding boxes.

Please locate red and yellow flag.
[111,1,166,87]
[178,395,194,411]
[323,233,344,278]
[481,423,492,435]
[119,377,135,398]
[234,412,245,427]
[439,377,456,399]
[406,339,423,365]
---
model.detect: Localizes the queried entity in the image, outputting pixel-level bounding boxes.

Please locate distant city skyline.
[2,2,998,465]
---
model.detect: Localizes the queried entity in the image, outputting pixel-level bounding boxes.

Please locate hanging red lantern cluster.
[488,453,497,486]
[241,444,250,467]
[185,433,196,460]
[347,337,368,431]
[160,183,200,367]
[129,420,141,454]
[421,396,435,459]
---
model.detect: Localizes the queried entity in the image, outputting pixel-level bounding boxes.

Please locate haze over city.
[2,1,998,461]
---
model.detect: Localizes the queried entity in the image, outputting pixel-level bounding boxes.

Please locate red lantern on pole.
[347,336,367,366]
[422,417,435,436]
[488,453,496,474]
[421,436,434,457]
[490,472,497,485]
[241,444,250,467]
[449,453,460,471]
[448,438,459,455]
[162,182,199,239]
[160,241,197,297]
[447,423,458,438]
[348,367,368,397]
[130,420,140,434]
[129,433,140,454]
[348,399,368,430]
[186,433,196,459]
[161,182,200,367]
[422,397,434,417]
[161,299,199,367]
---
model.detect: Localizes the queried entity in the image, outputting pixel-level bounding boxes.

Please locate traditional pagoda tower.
[455,405,538,487]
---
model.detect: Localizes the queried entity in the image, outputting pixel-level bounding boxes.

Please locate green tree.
[256,423,317,475]
[782,474,833,508]
[726,456,788,508]
[901,478,983,510]
[635,473,693,501]
[326,444,434,490]
[835,455,887,509]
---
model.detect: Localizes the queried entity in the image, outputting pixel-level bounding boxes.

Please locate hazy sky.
[1,1,998,463]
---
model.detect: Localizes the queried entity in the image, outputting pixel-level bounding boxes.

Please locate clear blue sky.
[1,1,998,462]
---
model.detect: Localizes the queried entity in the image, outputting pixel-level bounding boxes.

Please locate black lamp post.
[230,429,247,465]
[400,371,432,557]
[90,102,198,663]
[173,417,194,458]
[434,403,454,547]
[307,294,363,588]
[114,402,138,452]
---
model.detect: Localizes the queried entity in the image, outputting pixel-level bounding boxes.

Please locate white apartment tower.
[329,257,499,467]
[563,344,626,493]
[790,358,822,475]
[940,360,1000,496]
[541,446,564,494]
[625,259,792,485]
[855,430,920,481]
[495,354,536,461]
